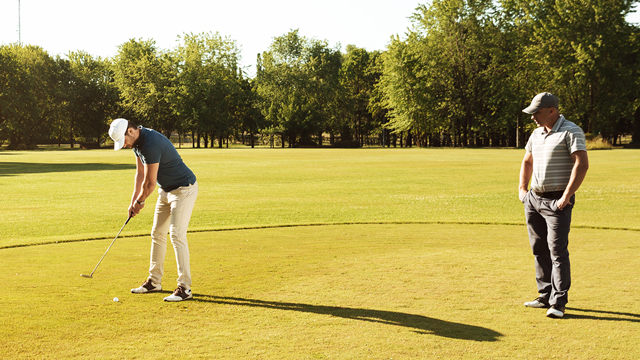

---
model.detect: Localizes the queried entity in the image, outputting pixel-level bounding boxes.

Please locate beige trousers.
[148,182,198,290]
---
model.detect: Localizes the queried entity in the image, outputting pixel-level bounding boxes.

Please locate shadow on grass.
[194,295,502,342]
[565,307,640,322]
[0,162,135,176]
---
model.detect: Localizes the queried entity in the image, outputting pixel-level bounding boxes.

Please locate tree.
[489,0,539,147]
[113,39,177,135]
[368,51,392,146]
[233,76,265,148]
[339,45,380,146]
[306,39,343,146]
[0,47,24,140]
[58,52,120,147]
[378,30,440,146]
[412,0,499,146]
[522,0,639,140]
[255,30,341,147]
[175,32,242,148]
[0,44,58,149]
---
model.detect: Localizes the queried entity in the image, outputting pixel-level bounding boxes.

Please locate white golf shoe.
[546,304,565,318]
[524,297,550,308]
[131,279,162,293]
[163,286,193,302]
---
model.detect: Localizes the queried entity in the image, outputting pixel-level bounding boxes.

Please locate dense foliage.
[1,1,638,149]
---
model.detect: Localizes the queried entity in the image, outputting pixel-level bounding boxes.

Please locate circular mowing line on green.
[1,221,638,250]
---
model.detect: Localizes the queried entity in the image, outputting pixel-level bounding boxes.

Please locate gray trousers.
[523,191,574,306]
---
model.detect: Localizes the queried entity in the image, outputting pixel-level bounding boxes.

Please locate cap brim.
[114,137,125,151]
[522,105,539,114]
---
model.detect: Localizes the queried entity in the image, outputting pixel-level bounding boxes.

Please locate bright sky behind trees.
[1,0,638,75]
[0,0,425,75]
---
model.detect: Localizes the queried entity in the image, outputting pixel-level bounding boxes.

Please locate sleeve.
[565,127,587,154]
[139,148,161,164]
[525,135,534,153]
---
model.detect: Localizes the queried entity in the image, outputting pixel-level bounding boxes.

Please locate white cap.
[108,118,128,151]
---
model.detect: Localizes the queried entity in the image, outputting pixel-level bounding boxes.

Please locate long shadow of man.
[195,295,502,342]
[565,307,640,322]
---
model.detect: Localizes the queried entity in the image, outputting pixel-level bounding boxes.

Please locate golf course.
[1,147,639,359]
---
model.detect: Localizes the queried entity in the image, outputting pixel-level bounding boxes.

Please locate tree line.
[1,0,639,150]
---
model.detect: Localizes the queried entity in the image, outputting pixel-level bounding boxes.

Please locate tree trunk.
[632,106,640,144]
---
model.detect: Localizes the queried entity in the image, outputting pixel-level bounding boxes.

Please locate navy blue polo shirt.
[133,127,196,192]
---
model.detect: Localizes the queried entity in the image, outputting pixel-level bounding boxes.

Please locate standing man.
[108,118,198,302]
[518,93,589,318]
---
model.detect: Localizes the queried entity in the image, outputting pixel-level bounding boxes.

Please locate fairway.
[3,224,640,359]
[1,148,640,359]
[2,148,639,248]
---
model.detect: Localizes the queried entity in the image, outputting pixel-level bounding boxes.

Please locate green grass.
[2,148,639,248]
[1,148,640,359]
[3,225,640,359]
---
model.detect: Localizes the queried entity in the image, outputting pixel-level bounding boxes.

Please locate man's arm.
[129,159,159,217]
[557,150,589,210]
[519,151,533,202]
[128,156,145,217]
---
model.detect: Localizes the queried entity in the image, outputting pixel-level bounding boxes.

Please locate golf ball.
[113,297,119,302]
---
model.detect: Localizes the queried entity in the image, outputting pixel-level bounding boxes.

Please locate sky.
[1,0,639,77]
[0,0,424,76]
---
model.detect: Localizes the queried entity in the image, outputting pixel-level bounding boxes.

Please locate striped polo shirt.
[525,115,587,192]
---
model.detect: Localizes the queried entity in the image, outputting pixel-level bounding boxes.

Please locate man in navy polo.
[109,118,198,302]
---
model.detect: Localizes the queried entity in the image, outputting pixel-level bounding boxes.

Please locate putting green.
[2,224,639,359]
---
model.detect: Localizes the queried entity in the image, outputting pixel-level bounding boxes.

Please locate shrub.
[586,136,613,150]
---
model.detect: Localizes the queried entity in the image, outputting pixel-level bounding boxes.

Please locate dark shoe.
[524,297,550,308]
[546,304,565,318]
[163,286,193,302]
[131,279,162,293]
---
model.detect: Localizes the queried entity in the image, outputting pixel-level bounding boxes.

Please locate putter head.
[80,274,93,278]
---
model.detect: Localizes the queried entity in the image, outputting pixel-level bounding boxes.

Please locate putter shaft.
[81,215,131,278]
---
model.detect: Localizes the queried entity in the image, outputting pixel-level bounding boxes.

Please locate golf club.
[81,214,132,278]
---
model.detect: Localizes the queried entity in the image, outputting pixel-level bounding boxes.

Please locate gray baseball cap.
[522,92,559,114]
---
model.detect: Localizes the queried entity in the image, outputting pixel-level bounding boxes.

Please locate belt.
[533,190,564,199]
